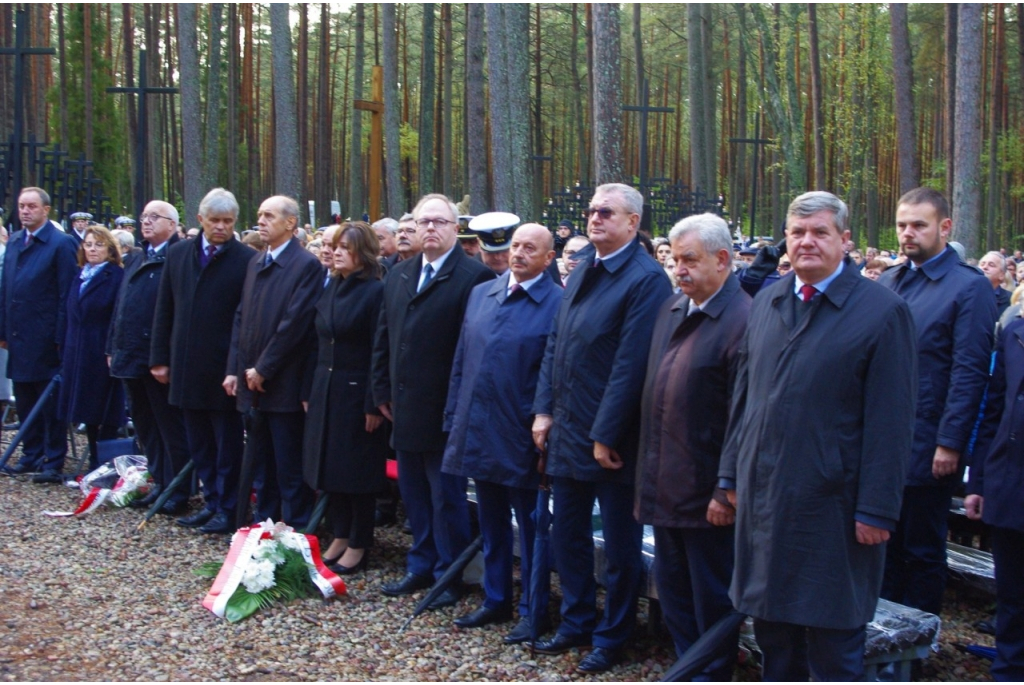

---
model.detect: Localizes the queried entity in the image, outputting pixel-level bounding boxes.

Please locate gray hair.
[372,217,399,235]
[412,194,459,221]
[111,228,136,251]
[668,213,733,266]
[199,188,239,219]
[983,251,1007,273]
[595,183,643,221]
[949,241,967,262]
[786,191,849,233]
[399,213,414,222]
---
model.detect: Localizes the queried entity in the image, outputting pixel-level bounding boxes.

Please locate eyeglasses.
[778,262,792,271]
[140,213,173,223]
[415,218,454,229]
[584,207,617,220]
[396,227,418,235]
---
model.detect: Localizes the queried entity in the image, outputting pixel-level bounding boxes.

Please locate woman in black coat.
[303,222,386,574]
[59,226,126,469]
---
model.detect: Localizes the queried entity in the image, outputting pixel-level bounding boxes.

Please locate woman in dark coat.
[59,225,126,469]
[303,222,386,574]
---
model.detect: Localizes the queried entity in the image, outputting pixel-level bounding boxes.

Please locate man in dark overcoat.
[441,222,561,638]
[150,188,254,534]
[634,213,750,681]
[877,187,997,617]
[107,199,190,511]
[372,193,494,605]
[225,195,322,529]
[531,183,672,674]
[966,315,1024,680]
[0,187,79,481]
[719,191,918,681]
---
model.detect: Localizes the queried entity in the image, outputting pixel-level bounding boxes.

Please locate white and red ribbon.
[43,486,112,517]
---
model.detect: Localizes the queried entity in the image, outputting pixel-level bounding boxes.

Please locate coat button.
[398,383,405,391]
[1017,394,1024,401]
[400,343,407,351]
[1012,432,1018,442]
[409,304,415,310]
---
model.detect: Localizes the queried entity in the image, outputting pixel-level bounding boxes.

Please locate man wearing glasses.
[373,193,494,605]
[108,200,190,512]
[531,183,672,674]
[392,213,422,265]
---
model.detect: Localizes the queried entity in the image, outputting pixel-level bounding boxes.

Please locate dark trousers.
[475,479,536,615]
[653,524,737,681]
[551,476,642,650]
[13,378,66,471]
[327,492,376,549]
[396,449,471,580]
[182,408,244,515]
[753,618,866,681]
[992,526,1024,681]
[123,377,190,506]
[881,483,954,615]
[252,410,313,529]
[84,424,120,470]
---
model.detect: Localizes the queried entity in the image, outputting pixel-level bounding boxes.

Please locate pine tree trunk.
[807,3,826,190]
[701,3,717,197]
[204,4,225,190]
[383,4,405,217]
[315,3,332,226]
[226,5,238,199]
[348,4,365,218]
[486,4,513,211]
[687,4,707,191]
[890,2,919,194]
[505,4,533,215]
[953,3,983,257]
[591,4,624,185]
[945,4,958,201]
[442,4,454,197]
[417,4,436,195]
[178,3,202,223]
[986,4,1005,250]
[465,3,489,214]
[270,2,301,209]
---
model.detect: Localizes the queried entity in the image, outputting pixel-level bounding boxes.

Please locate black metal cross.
[107,49,178,218]
[0,8,56,225]
[729,115,772,242]
[623,78,674,193]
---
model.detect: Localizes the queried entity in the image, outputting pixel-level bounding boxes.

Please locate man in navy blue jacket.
[878,187,997,616]
[532,184,672,674]
[0,188,78,481]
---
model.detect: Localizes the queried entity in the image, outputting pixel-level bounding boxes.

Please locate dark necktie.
[418,263,434,292]
[201,244,216,267]
[509,282,522,296]
[264,252,274,268]
[147,246,157,261]
[24,233,32,247]
[799,284,817,303]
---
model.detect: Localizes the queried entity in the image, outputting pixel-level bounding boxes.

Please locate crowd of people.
[1,181,1022,681]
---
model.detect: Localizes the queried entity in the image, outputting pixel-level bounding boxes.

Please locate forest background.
[0,4,1014,256]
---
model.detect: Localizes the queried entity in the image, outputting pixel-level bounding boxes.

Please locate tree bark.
[590,4,625,185]
[466,3,489,214]
[701,3,717,197]
[486,4,513,211]
[417,4,436,195]
[226,4,238,199]
[315,3,332,226]
[807,3,826,190]
[945,4,958,201]
[953,3,982,257]
[383,4,405,217]
[504,4,533,215]
[442,4,454,196]
[986,4,1005,250]
[890,2,919,194]
[270,2,302,209]
[348,3,365,219]
[204,4,225,191]
[687,4,707,191]
[177,3,202,223]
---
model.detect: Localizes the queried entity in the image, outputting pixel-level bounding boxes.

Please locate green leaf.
[192,561,225,578]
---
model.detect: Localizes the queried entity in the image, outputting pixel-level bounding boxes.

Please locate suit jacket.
[0,221,79,381]
[150,237,254,411]
[968,317,1024,533]
[634,273,751,527]
[228,238,323,413]
[995,285,1011,318]
[371,245,495,452]
[532,236,673,484]
[58,264,126,426]
[107,237,179,379]
[878,247,996,486]
[720,259,918,629]
[442,272,562,489]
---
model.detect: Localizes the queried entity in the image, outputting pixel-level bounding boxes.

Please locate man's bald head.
[509,223,556,283]
[141,200,179,246]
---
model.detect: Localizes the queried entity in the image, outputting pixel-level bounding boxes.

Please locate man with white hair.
[372,217,400,266]
[635,213,751,680]
[980,251,1012,317]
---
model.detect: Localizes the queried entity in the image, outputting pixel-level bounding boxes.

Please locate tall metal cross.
[107,49,178,218]
[0,8,56,225]
[623,78,674,193]
[729,114,772,242]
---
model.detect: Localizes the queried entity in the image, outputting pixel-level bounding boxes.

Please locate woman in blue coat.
[58,226,126,469]
[302,222,386,575]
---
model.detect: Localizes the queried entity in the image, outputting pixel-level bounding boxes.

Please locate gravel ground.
[0,442,1002,681]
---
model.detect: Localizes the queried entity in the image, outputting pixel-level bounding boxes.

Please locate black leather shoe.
[329,551,369,576]
[381,572,433,596]
[575,647,621,674]
[176,508,215,528]
[427,585,462,610]
[533,632,592,655]
[454,604,512,628]
[2,461,35,476]
[504,617,552,645]
[130,484,163,509]
[199,512,232,534]
[31,470,63,484]
[157,500,188,516]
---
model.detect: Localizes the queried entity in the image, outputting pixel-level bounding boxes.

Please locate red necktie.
[799,284,817,303]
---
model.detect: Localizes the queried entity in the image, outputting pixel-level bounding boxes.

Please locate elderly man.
[980,251,1012,317]
[442,222,560,637]
[0,188,78,481]
[635,213,751,680]
[878,188,997,618]
[108,200,190,510]
[318,225,340,287]
[225,195,323,529]
[720,191,917,681]
[531,183,672,674]
[373,217,399,265]
[394,213,422,264]
[150,188,254,534]
[373,193,494,605]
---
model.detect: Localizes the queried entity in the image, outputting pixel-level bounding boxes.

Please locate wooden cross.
[622,78,674,193]
[107,49,178,217]
[354,65,384,222]
[0,8,56,225]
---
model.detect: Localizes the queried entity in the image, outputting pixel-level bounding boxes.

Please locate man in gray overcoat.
[719,191,918,681]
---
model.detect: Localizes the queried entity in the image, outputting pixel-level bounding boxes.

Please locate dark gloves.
[746,245,781,282]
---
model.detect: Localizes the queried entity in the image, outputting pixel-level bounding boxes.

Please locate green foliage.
[192,561,224,579]
[221,548,319,624]
[399,122,419,164]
